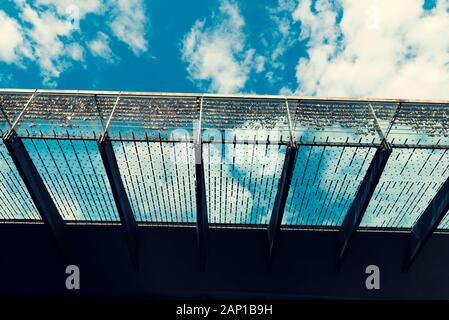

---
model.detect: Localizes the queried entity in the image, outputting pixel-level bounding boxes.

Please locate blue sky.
[0,0,305,94]
[0,0,448,98]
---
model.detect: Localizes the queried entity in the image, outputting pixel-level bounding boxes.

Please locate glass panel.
[0,141,40,220]
[0,93,34,135]
[203,142,286,224]
[112,140,196,222]
[107,96,198,140]
[291,101,397,144]
[0,93,40,220]
[369,102,400,136]
[387,103,449,146]
[283,146,376,226]
[2,90,448,229]
[15,94,115,138]
[201,98,291,143]
[361,148,449,228]
[22,138,119,221]
[438,211,449,229]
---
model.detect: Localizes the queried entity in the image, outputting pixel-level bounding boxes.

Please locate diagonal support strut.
[338,141,391,267]
[267,144,298,269]
[404,176,449,270]
[194,142,208,271]
[3,131,67,260]
[98,133,139,267]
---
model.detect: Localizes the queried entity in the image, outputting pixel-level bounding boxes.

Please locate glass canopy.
[0,93,40,220]
[1,89,449,231]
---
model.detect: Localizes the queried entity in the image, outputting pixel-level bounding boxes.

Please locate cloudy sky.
[0,0,448,99]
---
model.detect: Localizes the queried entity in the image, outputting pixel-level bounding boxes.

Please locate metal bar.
[193,95,208,270]
[284,98,295,146]
[101,95,121,140]
[1,88,448,104]
[2,218,447,234]
[338,141,392,266]
[8,90,37,134]
[368,103,387,142]
[98,134,138,267]
[2,131,66,258]
[404,176,449,270]
[13,134,449,150]
[384,102,402,138]
[196,95,204,143]
[194,142,208,271]
[267,144,298,269]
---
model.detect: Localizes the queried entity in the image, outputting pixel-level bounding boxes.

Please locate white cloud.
[267,0,299,68]
[16,0,77,85]
[0,0,149,86]
[110,0,148,55]
[33,0,149,55]
[0,10,31,64]
[293,0,340,46]
[254,55,265,73]
[181,0,261,93]
[67,43,84,61]
[293,0,449,99]
[34,0,105,18]
[88,32,116,63]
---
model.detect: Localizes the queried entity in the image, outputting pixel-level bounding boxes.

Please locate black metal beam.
[267,145,298,269]
[194,142,208,271]
[16,134,449,151]
[405,176,449,270]
[98,134,138,267]
[2,131,66,259]
[338,142,391,266]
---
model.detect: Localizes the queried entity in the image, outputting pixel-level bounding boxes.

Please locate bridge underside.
[1,223,448,299]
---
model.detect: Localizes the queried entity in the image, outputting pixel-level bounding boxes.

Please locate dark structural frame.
[98,95,139,266]
[1,89,449,272]
[194,96,209,271]
[2,92,67,260]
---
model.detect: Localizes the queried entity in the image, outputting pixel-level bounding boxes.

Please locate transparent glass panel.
[201,98,291,143]
[107,96,198,140]
[438,210,449,229]
[291,101,397,144]
[23,138,119,221]
[0,93,40,220]
[112,140,196,222]
[203,142,286,224]
[283,146,376,226]
[15,94,115,138]
[0,141,40,220]
[361,148,449,228]
[387,103,449,146]
[0,93,34,135]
